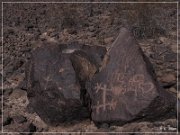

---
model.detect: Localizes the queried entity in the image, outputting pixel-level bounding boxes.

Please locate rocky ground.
[0,1,179,134]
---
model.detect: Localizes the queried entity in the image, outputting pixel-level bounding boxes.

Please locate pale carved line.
[93,83,116,114]
[93,73,155,114]
[128,74,155,97]
[92,100,117,114]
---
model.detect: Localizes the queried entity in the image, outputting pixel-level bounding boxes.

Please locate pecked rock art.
[86,28,176,124]
[92,83,117,114]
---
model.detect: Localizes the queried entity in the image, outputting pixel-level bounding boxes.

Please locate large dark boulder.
[26,43,87,125]
[86,28,176,125]
[25,42,107,126]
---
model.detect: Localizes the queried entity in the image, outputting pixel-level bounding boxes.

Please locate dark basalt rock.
[25,42,107,126]
[26,43,87,125]
[86,28,176,125]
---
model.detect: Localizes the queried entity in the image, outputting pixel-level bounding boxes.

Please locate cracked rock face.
[85,28,176,125]
[25,42,107,126]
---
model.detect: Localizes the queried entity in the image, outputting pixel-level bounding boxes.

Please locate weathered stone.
[161,73,176,83]
[25,42,107,126]
[86,28,175,125]
[159,37,167,43]
[26,43,89,125]
[168,87,177,94]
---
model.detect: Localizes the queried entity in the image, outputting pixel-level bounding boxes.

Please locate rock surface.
[25,42,107,126]
[86,28,176,125]
[26,43,89,125]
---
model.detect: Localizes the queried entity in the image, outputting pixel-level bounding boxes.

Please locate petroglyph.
[95,83,111,93]
[110,72,155,97]
[129,74,155,97]
[106,61,155,98]
[92,100,117,114]
[93,72,155,114]
[93,83,116,114]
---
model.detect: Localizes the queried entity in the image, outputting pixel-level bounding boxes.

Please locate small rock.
[156,71,163,77]
[89,26,95,32]
[13,115,27,124]
[170,45,177,53]
[161,74,176,83]
[9,89,27,99]
[159,37,167,43]
[104,37,114,44]
[168,87,177,94]
[156,39,163,44]
[49,32,59,38]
